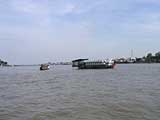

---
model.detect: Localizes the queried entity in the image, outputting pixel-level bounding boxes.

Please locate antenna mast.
[131,49,133,58]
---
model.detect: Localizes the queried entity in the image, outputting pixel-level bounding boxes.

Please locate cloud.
[10,0,77,16]
[10,0,48,14]
[53,3,76,15]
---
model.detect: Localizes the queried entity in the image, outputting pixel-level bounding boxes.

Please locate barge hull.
[78,64,115,69]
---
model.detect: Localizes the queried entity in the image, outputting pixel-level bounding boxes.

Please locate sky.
[0,0,160,64]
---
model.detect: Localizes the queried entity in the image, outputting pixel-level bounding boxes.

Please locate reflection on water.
[0,64,160,120]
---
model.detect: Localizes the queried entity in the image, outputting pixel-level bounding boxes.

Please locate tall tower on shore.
[131,49,133,58]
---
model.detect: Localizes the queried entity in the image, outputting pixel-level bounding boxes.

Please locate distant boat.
[40,64,50,71]
[72,59,116,69]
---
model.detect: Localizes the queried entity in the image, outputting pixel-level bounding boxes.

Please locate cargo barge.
[72,59,116,69]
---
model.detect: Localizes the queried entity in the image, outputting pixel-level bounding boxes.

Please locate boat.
[40,64,50,70]
[72,59,116,69]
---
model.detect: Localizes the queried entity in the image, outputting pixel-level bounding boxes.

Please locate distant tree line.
[144,51,160,63]
[114,51,160,64]
[0,59,8,66]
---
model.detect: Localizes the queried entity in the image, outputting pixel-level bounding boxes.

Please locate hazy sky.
[1,0,160,64]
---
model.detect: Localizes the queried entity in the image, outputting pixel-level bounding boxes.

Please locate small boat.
[40,64,50,70]
[72,59,116,69]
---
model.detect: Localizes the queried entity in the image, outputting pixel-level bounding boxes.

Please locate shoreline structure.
[1,51,160,66]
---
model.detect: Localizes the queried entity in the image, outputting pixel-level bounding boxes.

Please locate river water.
[0,64,160,120]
